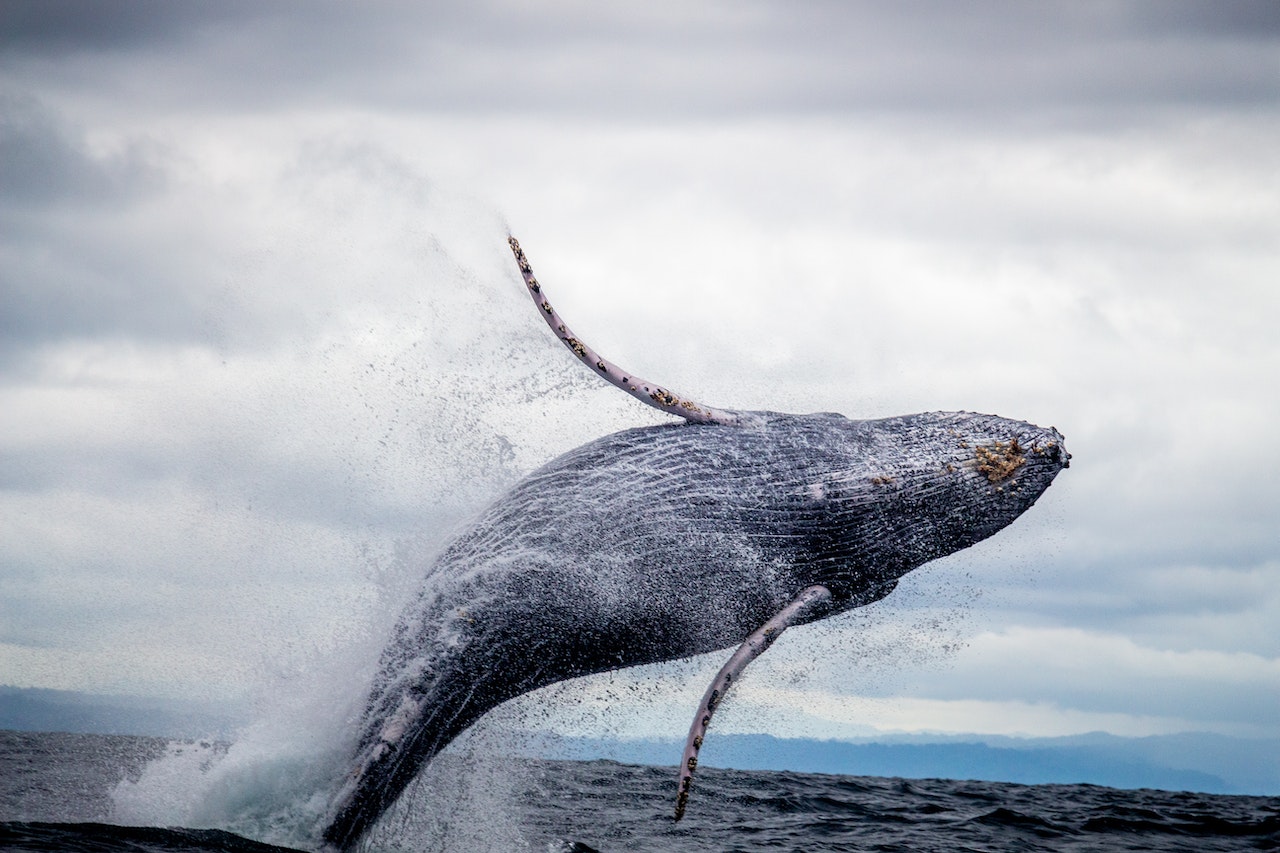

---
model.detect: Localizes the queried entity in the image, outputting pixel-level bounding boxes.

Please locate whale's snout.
[1026,425,1070,472]
[1052,433,1071,469]
[1048,437,1070,469]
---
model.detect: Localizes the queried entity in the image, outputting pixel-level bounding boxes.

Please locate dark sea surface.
[2,730,1278,852]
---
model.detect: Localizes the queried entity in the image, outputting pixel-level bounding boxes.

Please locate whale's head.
[777,410,1069,605]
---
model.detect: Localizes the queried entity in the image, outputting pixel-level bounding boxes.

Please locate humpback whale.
[319,238,1070,848]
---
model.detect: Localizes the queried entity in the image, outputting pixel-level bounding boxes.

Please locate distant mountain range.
[0,685,244,740]
[4,685,1276,796]
[533,731,1280,797]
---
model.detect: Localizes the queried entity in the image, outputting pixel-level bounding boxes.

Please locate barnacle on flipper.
[650,388,679,407]
[975,438,1026,483]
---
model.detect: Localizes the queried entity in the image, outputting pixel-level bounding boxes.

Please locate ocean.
[1,730,1277,852]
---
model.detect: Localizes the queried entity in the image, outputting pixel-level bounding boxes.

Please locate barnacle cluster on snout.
[974,438,1026,483]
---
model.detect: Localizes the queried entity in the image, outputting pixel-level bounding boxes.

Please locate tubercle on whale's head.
[793,410,1069,602]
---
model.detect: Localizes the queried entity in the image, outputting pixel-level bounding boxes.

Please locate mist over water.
[94,197,504,841]
[110,713,541,849]
[99,194,679,849]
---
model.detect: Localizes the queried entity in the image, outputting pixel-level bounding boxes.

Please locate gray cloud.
[0,94,190,359]
[0,93,164,204]
[2,1,1276,121]
[911,626,1280,730]
[0,1,268,53]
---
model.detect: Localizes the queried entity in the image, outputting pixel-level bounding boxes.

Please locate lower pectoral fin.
[673,584,832,822]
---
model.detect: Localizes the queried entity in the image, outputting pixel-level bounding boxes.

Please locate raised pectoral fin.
[673,584,832,822]
[507,236,742,426]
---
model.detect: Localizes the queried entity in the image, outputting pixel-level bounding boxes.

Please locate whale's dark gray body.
[321,408,1068,848]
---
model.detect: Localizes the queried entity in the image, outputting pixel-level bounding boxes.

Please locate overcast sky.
[2,0,1278,761]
